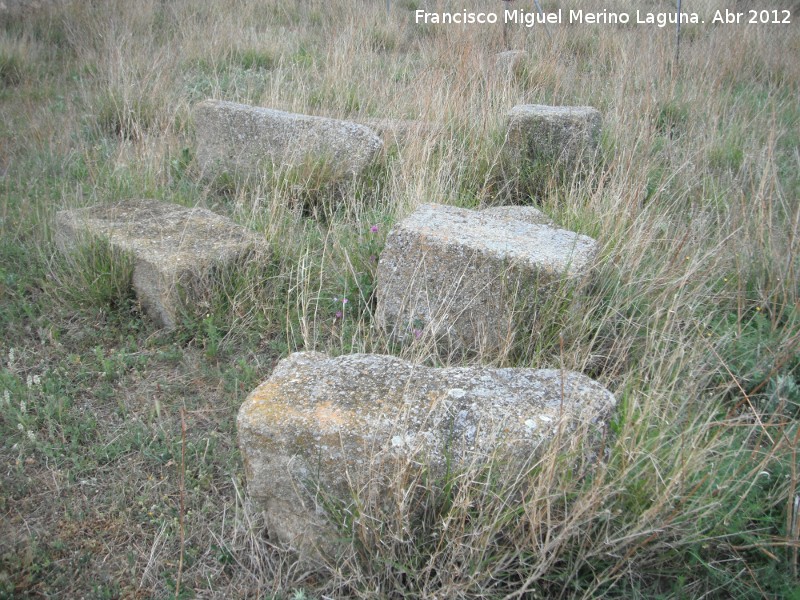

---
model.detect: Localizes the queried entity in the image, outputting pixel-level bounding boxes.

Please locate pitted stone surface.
[55,199,265,328]
[375,203,597,352]
[479,205,554,226]
[194,100,383,181]
[237,351,615,562]
[505,104,602,171]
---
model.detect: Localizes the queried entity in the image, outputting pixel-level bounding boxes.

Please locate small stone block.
[505,104,602,171]
[55,199,265,328]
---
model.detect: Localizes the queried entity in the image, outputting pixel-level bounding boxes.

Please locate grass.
[1,0,798,597]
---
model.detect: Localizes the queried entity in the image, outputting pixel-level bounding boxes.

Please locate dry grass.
[0,0,798,597]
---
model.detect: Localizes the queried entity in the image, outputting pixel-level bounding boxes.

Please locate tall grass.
[0,0,797,597]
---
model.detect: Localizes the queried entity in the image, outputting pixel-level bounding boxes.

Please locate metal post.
[675,0,682,63]
[533,0,553,39]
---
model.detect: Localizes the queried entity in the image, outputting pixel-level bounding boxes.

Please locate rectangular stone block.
[55,199,265,328]
[193,99,383,181]
[505,104,602,173]
[238,351,615,564]
[375,203,598,353]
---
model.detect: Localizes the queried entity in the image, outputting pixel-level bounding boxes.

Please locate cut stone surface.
[194,99,383,181]
[55,199,265,328]
[376,203,598,353]
[238,351,615,563]
[505,104,602,172]
[479,204,554,226]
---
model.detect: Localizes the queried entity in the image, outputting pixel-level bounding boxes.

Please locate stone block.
[375,203,598,353]
[505,104,602,174]
[193,100,383,181]
[55,199,265,328]
[237,351,615,562]
[494,50,527,76]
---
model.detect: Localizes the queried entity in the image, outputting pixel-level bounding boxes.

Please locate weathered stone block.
[375,203,598,353]
[193,99,383,181]
[494,50,527,76]
[505,104,602,173]
[237,351,615,562]
[55,199,265,328]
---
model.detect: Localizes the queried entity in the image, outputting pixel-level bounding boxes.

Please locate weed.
[47,237,136,313]
[231,48,276,72]
[711,305,800,417]
[655,99,691,138]
[93,91,159,141]
[292,44,317,68]
[0,49,24,86]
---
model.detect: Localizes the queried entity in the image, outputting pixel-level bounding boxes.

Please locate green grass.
[0,0,798,597]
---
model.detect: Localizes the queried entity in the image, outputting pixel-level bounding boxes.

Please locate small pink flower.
[335,310,343,319]
[413,328,422,339]
[370,224,379,233]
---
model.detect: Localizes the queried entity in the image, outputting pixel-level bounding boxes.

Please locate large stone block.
[505,104,602,174]
[55,199,265,328]
[237,351,615,563]
[375,203,598,353]
[193,100,383,181]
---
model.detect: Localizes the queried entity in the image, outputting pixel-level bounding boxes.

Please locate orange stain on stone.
[313,401,348,427]
[245,385,351,432]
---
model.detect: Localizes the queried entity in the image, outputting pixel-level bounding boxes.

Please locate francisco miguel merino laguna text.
[415,9,701,28]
